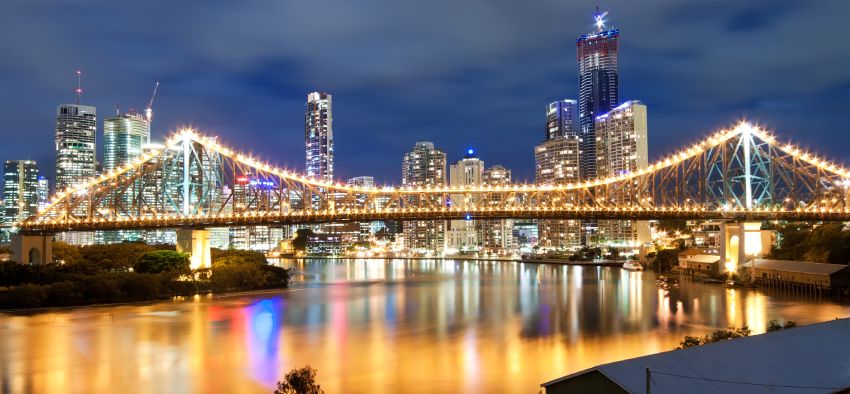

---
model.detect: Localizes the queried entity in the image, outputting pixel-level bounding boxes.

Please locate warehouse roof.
[743,259,850,276]
[542,318,850,393]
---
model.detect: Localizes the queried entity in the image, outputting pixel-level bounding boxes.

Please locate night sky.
[2,0,849,185]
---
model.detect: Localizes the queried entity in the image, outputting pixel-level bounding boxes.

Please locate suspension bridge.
[11,122,850,266]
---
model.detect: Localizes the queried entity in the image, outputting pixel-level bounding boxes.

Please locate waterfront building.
[36,176,49,212]
[3,160,39,227]
[305,92,333,183]
[546,99,579,141]
[534,136,582,250]
[594,100,650,247]
[445,149,484,253]
[479,165,513,254]
[402,141,446,253]
[228,175,288,251]
[348,176,377,241]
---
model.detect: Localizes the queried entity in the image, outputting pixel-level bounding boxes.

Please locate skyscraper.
[56,104,97,191]
[37,176,50,212]
[103,110,150,171]
[534,136,582,250]
[546,99,579,141]
[402,141,446,253]
[577,10,619,181]
[480,165,513,254]
[305,92,334,183]
[594,100,650,246]
[3,160,39,227]
[445,149,484,253]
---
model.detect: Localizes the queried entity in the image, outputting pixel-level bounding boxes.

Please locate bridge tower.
[176,229,211,269]
[719,222,770,276]
[10,234,53,264]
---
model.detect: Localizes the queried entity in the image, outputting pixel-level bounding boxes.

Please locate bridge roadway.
[18,206,850,234]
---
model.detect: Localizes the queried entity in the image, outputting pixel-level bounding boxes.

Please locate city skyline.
[1,1,848,185]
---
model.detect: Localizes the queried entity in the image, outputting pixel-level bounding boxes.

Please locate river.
[1,259,848,393]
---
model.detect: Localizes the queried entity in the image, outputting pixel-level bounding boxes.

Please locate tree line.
[0,242,291,309]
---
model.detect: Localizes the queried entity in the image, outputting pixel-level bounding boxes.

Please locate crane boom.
[145,81,159,122]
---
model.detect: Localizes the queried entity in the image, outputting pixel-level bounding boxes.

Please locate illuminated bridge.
[12,122,850,266]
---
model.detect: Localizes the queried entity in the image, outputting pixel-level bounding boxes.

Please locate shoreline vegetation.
[0,242,291,310]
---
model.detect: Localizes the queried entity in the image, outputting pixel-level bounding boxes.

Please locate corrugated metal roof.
[681,254,720,263]
[743,259,849,276]
[542,318,850,393]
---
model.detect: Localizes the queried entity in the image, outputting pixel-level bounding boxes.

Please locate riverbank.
[281,255,626,267]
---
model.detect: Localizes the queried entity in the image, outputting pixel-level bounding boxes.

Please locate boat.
[622,261,643,270]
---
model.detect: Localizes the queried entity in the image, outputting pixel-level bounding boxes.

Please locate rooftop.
[743,259,850,276]
[542,318,850,393]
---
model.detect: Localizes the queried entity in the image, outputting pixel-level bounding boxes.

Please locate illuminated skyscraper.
[3,160,39,227]
[546,99,579,141]
[305,92,334,182]
[36,176,50,212]
[535,136,582,250]
[103,110,150,171]
[577,10,619,181]
[480,165,513,253]
[56,104,97,190]
[445,149,484,253]
[402,141,446,253]
[595,100,650,247]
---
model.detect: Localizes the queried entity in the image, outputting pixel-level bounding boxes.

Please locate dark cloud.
[0,0,849,185]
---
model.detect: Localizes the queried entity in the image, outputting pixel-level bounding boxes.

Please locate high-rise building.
[445,149,484,253]
[347,176,374,188]
[3,160,39,227]
[594,100,650,247]
[103,110,150,171]
[56,104,97,191]
[577,12,619,181]
[348,176,377,241]
[37,176,50,212]
[534,136,582,250]
[305,92,334,183]
[402,141,446,253]
[480,165,513,254]
[546,99,579,141]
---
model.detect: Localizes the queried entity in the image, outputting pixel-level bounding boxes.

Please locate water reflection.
[1,258,848,393]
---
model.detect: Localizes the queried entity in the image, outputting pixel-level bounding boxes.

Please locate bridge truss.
[19,123,850,234]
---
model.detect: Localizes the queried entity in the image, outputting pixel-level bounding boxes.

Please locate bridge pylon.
[176,229,211,269]
[719,222,770,276]
[11,234,53,265]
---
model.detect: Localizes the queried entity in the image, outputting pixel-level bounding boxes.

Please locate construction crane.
[145,82,159,123]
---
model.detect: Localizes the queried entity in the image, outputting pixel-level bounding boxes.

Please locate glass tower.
[103,110,150,171]
[546,99,579,141]
[577,17,619,181]
[55,104,97,191]
[3,160,39,226]
[305,92,334,183]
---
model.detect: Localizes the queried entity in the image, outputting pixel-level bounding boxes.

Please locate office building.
[445,149,484,253]
[348,176,377,241]
[37,176,50,212]
[305,92,334,182]
[577,12,619,181]
[3,160,39,227]
[56,104,97,191]
[103,110,150,171]
[594,100,650,247]
[402,141,446,253]
[546,99,579,141]
[479,165,513,254]
[534,136,582,250]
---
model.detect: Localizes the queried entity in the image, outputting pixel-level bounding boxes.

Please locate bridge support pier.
[719,222,768,275]
[176,229,211,269]
[11,234,53,265]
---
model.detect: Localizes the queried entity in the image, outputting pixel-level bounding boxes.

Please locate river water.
[1,259,848,393]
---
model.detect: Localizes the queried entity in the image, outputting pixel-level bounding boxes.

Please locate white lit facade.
[3,160,39,227]
[402,141,446,253]
[534,136,582,250]
[445,151,484,253]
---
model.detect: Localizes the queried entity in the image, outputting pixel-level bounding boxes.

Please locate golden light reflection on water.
[1,259,849,393]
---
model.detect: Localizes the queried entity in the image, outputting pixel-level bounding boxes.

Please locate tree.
[52,242,83,265]
[133,250,190,274]
[211,249,268,267]
[767,319,798,332]
[676,326,751,349]
[275,366,324,394]
[80,242,156,271]
[653,249,679,272]
[292,229,316,252]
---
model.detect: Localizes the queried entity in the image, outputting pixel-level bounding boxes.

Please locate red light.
[236,176,249,184]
